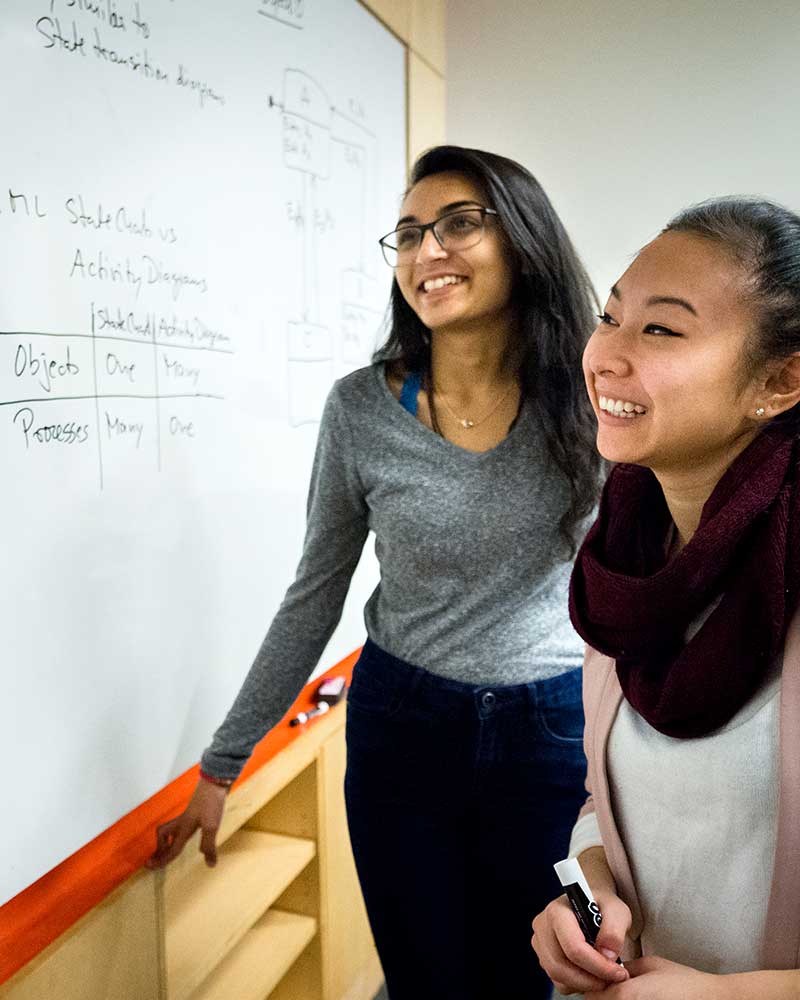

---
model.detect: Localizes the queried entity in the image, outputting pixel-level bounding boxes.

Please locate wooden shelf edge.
[188,910,317,1000]
[166,831,316,1000]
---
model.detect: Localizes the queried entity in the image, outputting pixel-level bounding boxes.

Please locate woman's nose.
[416,227,447,262]
[585,329,634,378]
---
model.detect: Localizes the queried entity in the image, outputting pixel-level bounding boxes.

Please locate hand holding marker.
[554,857,625,967]
[289,675,347,727]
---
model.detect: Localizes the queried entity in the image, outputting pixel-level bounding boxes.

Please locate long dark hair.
[373,145,601,555]
[664,197,800,434]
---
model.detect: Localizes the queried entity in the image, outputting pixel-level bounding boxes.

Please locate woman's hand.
[146,777,229,869]
[584,956,723,999]
[531,886,632,995]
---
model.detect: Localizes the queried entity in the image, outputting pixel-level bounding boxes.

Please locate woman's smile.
[595,393,649,420]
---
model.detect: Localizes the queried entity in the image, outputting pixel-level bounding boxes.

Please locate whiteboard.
[1,0,404,906]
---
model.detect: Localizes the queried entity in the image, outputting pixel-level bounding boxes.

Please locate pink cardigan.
[577,605,800,970]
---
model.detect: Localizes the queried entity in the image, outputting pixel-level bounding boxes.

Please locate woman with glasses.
[149,145,601,1000]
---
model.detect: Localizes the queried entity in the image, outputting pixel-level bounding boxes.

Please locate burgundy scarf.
[570,429,800,738]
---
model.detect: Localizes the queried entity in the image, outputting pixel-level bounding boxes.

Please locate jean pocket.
[346,659,412,719]
[535,669,585,744]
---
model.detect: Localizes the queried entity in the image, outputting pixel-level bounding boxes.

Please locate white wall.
[447,0,800,298]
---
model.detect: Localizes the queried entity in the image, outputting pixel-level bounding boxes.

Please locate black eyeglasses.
[378,207,499,268]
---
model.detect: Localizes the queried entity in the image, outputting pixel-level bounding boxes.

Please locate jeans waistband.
[358,638,582,711]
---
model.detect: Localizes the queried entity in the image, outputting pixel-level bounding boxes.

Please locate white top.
[607,663,780,973]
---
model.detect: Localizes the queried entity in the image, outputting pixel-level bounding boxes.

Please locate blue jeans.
[344,640,587,1000]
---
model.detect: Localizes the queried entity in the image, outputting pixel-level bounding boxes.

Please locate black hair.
[373,144,601,556]
[664,197,800,433]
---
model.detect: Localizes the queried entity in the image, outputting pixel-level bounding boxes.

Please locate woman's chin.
[419,302,466,332]
[595,432,647,467]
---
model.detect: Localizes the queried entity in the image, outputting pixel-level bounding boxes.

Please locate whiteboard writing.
[34,0,226,106]
[1,0,403,908]
[258,0,305,32]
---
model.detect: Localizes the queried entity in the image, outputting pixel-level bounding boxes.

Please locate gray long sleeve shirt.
[202,363,586,779]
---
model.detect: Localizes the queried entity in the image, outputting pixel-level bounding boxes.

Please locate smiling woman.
[532,197,800,1000]
[150,145,602,1000]
[387,175,515,372]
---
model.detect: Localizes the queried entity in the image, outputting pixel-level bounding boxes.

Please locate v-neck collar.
[374,363,528,462]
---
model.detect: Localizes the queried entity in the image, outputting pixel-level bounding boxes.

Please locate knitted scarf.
[569,429,800,737]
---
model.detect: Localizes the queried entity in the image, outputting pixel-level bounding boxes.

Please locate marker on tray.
[289,702,330,727]
[288,676,347,727]
[554,857,624,966]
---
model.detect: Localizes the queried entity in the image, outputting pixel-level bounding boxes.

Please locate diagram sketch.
[270,68,386,426]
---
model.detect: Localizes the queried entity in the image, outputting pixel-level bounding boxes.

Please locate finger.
[535,934,625,994]
[145,824,176,868]
[595,921,629,960]
[149,834,188,868]
[199,826,218,867]
[595,896,631,961]
[555,925,629,984]
[146,842,178,869]
[147,840,171,866]
[155,818,197,863]
[154,821,177,848]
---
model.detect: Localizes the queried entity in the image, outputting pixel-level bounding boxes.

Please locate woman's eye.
[645,324,682,337]
[444,213,478,234]
[597,312,617,326]
[395,228,420,250]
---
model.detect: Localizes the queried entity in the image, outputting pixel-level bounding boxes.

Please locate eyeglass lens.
[382,209,488,267]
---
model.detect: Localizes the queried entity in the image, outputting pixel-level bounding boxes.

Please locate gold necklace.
[433,379,517,430]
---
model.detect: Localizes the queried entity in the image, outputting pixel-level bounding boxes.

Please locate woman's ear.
[757,352,800,419]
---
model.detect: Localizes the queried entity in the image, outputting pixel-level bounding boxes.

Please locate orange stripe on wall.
[0,649,362,986]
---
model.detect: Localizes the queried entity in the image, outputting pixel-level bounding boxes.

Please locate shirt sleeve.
[201,383,369,780]
[568,643,605,857]
[569,810,603,858]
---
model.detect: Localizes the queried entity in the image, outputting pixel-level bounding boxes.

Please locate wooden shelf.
[166,830,316,1000]
[188,909,317,1000]
[2,703,383,1000]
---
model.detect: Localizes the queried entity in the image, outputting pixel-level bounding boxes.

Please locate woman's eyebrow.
[646,295,698,316]
[395,200,484,227]
[610,284,698,316]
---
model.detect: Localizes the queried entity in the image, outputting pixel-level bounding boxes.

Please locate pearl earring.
[755,406,766,417]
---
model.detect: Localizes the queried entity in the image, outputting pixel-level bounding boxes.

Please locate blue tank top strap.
[399,370,422,416]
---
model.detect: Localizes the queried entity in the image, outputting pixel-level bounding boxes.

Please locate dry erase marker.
[554,857,624,966]
[289,701,331,727]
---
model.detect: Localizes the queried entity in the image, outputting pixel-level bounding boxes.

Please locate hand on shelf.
[146,776,229,869]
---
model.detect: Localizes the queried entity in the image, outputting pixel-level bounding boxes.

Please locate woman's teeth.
[599,395,647,418]
[422,275,464,292]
